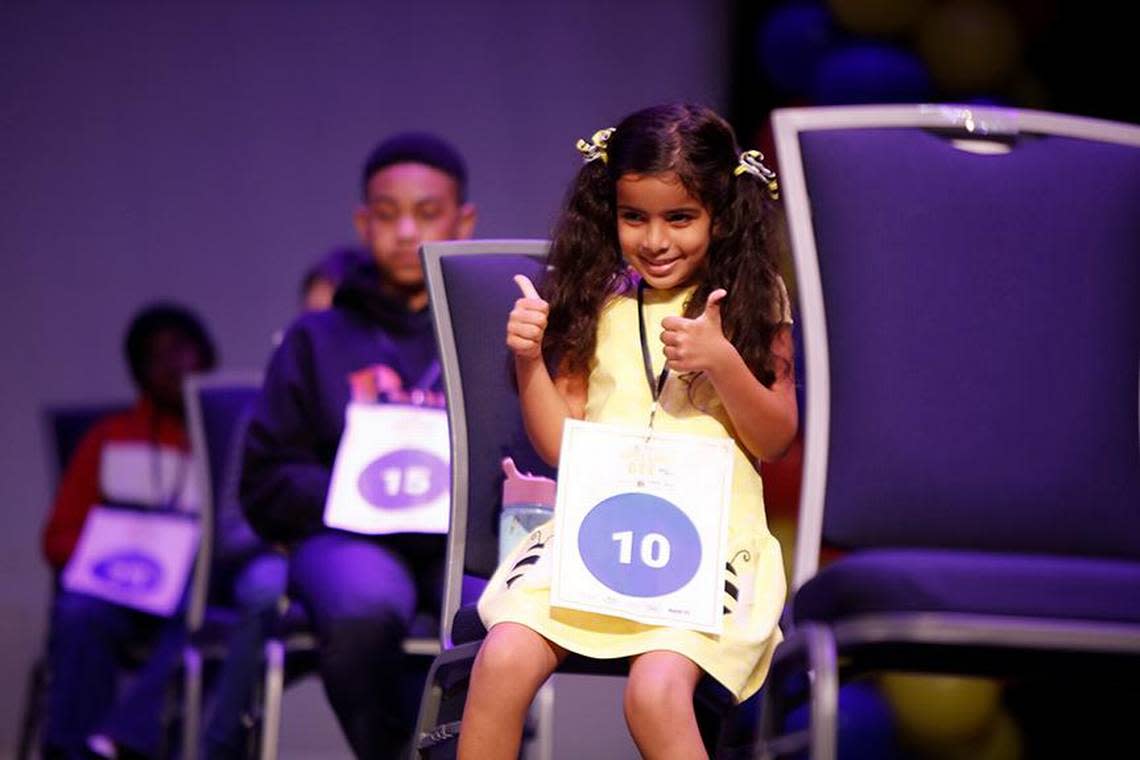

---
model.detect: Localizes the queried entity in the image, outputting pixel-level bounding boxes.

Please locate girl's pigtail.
[700,169,789,388]
[541,160,623,377]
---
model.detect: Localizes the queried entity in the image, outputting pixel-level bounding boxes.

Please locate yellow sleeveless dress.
[477,284,788,701]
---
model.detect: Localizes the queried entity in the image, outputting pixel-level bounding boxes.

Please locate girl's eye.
[667,213,694,224]
[620,211,645,223]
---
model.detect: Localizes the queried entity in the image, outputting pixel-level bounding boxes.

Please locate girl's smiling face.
[616,171,712,290]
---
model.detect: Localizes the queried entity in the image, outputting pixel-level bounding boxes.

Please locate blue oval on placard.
[577,492,701,598]
[357,448,448,509]
[92,551,163,592]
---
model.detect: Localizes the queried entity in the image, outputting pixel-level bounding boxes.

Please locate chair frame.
[413,239,553,758]
[428,239,551,651]
[181,370,264,760]
[758,104,1140,760]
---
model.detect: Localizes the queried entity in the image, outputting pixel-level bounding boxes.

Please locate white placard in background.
[63,505,200,617]
[323,402,450,535]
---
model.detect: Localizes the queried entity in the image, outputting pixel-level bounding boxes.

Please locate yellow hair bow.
[734,149,780,200]
[575,128,616,165]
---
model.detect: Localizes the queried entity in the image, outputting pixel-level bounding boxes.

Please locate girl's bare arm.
[702,325,797,461]
[507,274,587,466]
[514,357,586,466]
[660,289,797,461]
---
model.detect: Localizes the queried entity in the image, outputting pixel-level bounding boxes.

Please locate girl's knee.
[473,623,559,686]
[624,653,700,720]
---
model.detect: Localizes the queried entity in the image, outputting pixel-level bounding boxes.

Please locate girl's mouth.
[643,257,679,276]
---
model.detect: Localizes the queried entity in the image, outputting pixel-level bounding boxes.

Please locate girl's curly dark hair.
[541,103,788,386]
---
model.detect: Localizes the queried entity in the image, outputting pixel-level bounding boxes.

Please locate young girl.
[460,103,797,759]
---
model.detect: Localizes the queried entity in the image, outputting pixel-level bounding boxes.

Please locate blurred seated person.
[41,303,216,760]
[300,246,371,311]
[240,132,476,757]
[197,247,369,758]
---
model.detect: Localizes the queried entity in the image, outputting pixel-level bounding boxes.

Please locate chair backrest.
[182,371,264,629]
[423,239,555,646]
[43,402,131,481]
[772,105,1140,589]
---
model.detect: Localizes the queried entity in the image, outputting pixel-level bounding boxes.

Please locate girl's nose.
[642,222,670,253]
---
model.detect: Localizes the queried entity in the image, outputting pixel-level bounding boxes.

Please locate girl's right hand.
[506,274,549,360]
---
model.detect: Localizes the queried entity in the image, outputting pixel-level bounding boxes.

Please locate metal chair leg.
[803,625,838,760]
[16,656,48,760]
[259,639,285,760]
[181,646,204,760]
[756,624,839,760]
[526,678,556,760]
[411,660,446,759]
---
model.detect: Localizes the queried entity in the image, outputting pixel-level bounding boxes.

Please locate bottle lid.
[501,457,556,507]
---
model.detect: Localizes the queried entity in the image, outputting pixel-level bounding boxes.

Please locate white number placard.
[323,402,450,535]
[550,419,732,633]
[62,505,200,617]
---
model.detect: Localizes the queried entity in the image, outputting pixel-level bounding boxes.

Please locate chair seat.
[451,603,487,645]
[794,549,1140,626]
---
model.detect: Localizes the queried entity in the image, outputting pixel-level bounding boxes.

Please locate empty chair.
[757,104,1140,759]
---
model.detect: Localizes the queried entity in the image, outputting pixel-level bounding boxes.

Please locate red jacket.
[42,398,195,570]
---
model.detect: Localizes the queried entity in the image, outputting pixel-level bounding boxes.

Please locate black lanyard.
[637,280,669,428]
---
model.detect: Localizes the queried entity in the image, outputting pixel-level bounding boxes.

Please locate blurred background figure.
[240,132,476,758]
[41,303,217,760]
[198,245,371,759]
[299,246,371,312]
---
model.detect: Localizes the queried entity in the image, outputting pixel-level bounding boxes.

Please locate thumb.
[514,274,540,300]
[703,289,727,322]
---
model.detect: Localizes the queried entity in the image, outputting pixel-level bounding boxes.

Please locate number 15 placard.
[550,419,733,634]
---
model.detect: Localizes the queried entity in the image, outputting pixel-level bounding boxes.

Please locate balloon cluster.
[756,0,1037,106]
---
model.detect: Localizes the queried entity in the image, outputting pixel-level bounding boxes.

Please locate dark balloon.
[811,43,933,104]
[758,1,841,94]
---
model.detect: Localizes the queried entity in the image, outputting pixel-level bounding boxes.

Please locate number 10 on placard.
[611,530,671,569]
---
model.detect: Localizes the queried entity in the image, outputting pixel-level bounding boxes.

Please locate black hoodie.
[240,261,443,543]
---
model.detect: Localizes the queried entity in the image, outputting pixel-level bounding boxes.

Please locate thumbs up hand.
[659,288,732,373]
[506,274,550,360]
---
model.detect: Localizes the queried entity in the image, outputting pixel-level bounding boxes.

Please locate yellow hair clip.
[734,149,780,200]
[575,127,616,165]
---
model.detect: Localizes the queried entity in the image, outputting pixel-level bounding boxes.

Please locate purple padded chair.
[411,240,558,759]
[758,105,1140,759]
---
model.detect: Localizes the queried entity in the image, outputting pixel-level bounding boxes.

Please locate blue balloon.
[811,43,933,104]
[757,1,840,94]
[785,680,902,760]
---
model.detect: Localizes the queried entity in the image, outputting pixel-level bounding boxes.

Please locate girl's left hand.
[660,289,734,374]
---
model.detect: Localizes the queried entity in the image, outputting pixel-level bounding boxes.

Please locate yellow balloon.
[970,709,1022,760]
[917,0,1023,93]
[879,673,1002,746]
[828,0,932,37]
